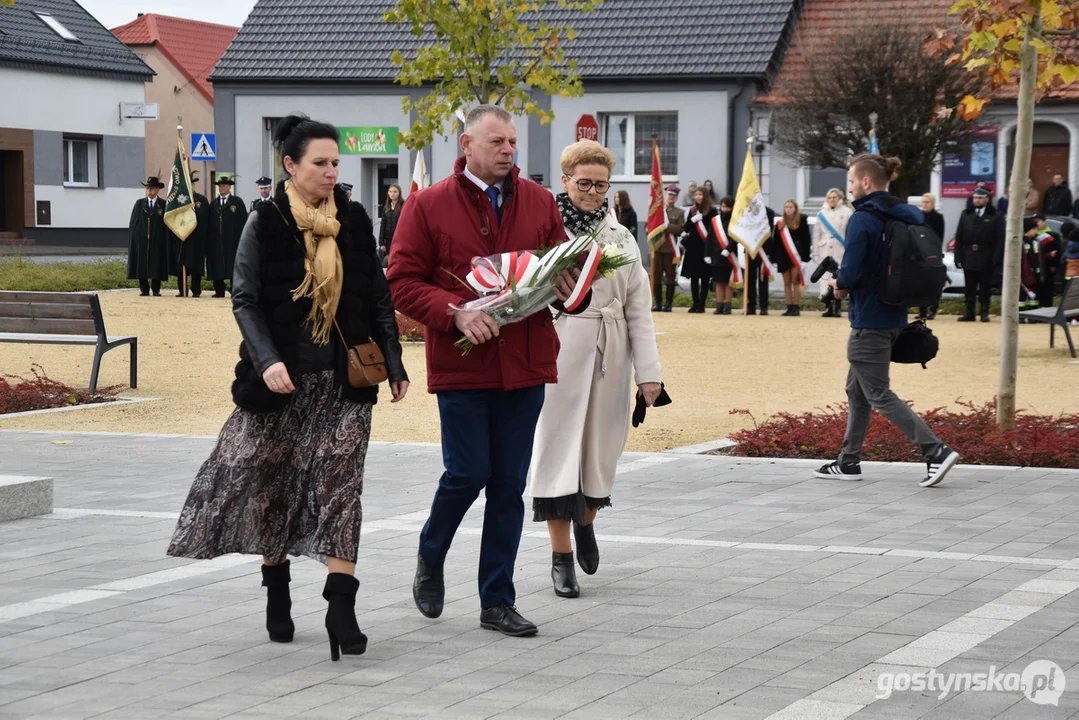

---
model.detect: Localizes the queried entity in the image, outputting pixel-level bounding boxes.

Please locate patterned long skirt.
[167,371,373,563]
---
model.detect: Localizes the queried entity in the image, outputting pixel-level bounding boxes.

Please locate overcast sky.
[79,0,258,29]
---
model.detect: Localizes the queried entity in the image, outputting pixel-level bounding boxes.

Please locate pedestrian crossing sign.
[191,133,216,161]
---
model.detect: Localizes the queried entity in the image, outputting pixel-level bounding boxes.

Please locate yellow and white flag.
[728,150,771,258]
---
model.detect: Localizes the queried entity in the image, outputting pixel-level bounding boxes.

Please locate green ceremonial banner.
[164,139,196,241]
[338,127,399,155]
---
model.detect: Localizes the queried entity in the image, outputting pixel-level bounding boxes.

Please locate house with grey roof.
[0,0,154,245]
[211,0,802,235]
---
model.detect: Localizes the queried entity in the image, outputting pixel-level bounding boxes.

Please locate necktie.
[484,186,502,223]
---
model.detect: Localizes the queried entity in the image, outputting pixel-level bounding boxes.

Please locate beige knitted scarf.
[286,181,343,346]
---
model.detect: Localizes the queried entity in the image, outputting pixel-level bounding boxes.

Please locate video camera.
[810,256,840,303]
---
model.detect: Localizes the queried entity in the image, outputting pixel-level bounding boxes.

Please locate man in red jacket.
[387,105,588,637]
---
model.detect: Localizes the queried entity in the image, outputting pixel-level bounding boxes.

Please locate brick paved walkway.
[1,430,1078,719]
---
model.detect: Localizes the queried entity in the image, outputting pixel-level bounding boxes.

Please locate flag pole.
[177,118,187,298]
[744,129,754,316]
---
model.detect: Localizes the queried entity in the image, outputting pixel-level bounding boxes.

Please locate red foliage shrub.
[396,312,425,342]
[0,364,120,415]
[728,400,1079,468]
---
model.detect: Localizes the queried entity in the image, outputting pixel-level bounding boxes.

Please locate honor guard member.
[169,171,210,297]
[127,176,170,296]
[206,175,248,297]
[954,185,1003,322]
[251,176,273,210]
[652,185,685,312]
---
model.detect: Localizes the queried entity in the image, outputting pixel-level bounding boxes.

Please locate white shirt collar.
[463,165,505,200]
[220,194,230,203]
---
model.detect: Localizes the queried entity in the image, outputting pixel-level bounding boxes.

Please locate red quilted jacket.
[387,158,575,393]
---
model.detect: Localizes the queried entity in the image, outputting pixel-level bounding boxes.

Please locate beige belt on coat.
[571,299,625,376]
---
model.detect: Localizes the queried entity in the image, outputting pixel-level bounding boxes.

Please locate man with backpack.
[818,154,959,488]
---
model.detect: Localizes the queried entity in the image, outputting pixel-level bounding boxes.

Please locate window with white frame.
[63,137,99,187]
[600,113,678,180]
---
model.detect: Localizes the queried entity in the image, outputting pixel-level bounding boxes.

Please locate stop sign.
[576,114,599,142]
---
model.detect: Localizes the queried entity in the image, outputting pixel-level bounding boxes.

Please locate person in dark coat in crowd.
[746,206,777,315]
[1043,174,1072,216]
[207,176,248,297]
[379,184,404,266]
[250,176,273,210]
[681,187,717,313]
[168,170,210,297]
[1018,217,1044,312]
[711,196,737,315]
[127,176,170,296]
[614,190,638,241]
[775,200,811,316]
[955,186,1003,322]
[918,193,946,319]
[1031,214,1061,307]
[385,105,592,639]
[168,115,409,662]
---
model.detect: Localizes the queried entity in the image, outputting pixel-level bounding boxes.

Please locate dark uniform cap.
[340,183,354,192]
[972,187,991,198]
[255,177,272,187]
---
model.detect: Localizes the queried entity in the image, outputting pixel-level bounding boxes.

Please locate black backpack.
[861,208,947,307]
[891,319,939,369]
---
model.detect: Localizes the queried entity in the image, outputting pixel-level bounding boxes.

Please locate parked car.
[943,214,1069,292]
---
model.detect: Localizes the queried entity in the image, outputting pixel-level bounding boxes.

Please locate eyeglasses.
[565,176,611,193]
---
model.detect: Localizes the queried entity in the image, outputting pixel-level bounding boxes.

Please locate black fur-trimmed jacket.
[230,184,407,413]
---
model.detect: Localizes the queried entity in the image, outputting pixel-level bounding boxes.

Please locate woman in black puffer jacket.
[168,114,409,663]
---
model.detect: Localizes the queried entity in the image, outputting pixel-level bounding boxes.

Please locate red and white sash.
[776,220,805,286]
[758,248,777,279]
[711,215,741,283]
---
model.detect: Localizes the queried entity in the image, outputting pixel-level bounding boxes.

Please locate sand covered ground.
[1,289,1075,450]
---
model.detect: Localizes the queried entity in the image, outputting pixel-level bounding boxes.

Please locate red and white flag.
[409,152,429,195]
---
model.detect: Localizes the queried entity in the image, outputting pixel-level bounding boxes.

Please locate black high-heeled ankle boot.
[261,560,295,643]
[552,551,580,598]
[323,573,368,661]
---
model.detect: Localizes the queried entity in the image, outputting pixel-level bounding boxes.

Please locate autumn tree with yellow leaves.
[385,0,602,150]
[928,0,1078,428]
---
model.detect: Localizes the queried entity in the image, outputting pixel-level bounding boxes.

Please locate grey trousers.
[840,328,944,465]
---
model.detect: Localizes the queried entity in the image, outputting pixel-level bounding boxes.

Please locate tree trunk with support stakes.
[997,15,1039,429]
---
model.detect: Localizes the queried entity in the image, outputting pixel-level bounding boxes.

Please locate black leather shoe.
[413,554,444,619]
[480,604,538,637]
[574,522,600,575]
[551,551,580,598]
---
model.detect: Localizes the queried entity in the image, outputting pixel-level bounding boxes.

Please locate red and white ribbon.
[758,248,777,279]
[466,251,539,294]
[693,217,708,242]
[711,215,741,283]
[1036,231,1054,247]
[777,221,805,286]
[562,242,601,312]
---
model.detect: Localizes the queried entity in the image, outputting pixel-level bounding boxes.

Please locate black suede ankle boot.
[261,560,294,643]
[323,573,368,661]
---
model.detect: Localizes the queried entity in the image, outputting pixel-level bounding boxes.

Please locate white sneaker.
[921,446,959,487]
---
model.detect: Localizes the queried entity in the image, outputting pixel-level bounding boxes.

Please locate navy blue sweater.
[836,191,922,329]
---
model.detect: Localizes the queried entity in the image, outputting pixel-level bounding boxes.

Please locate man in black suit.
[206,176,248,297]
[955,186,1003,322]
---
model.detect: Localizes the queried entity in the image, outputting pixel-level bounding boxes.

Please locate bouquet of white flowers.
[449,229,634,355]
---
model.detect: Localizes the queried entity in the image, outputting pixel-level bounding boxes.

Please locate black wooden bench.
[0,291,137,393]
[1019,278,1079,358]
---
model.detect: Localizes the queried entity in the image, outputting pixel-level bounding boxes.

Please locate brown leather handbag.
[333,318,388,388]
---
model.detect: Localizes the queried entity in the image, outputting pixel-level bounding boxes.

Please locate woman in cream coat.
[529,140,662,598]
[812,187,853,317]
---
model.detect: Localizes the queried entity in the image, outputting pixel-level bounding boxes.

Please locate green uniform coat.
[127,197,170,281]
[206,194,248,281]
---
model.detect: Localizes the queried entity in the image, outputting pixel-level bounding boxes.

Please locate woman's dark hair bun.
[272,114,310,153]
